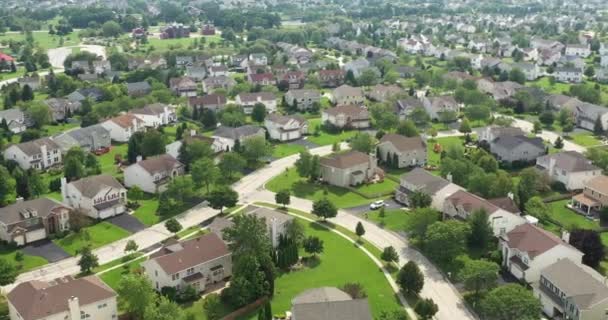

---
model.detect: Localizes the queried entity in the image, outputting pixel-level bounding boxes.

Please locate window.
[187,268,194,275]
[172,273,180,281]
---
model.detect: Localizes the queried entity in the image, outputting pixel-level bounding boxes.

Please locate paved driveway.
[343,199,403,215]
[290,138,318,149]
[107,214,146,233]
[23,240,70,263]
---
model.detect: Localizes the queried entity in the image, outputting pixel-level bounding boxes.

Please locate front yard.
[53,222,132,256]
[272,143,306,158]
[0,245,48,273]
[569,132,604,147]
[306,118,358,146]
[366,209,412,232]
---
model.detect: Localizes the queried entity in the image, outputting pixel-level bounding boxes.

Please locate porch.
[569,194,601,219]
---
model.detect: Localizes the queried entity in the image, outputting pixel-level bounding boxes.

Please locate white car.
[369,200,386,210]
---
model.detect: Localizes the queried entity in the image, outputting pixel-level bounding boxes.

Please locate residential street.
[505,116,588,153]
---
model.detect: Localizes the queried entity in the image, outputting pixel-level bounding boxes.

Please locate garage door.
[25,229,47,243]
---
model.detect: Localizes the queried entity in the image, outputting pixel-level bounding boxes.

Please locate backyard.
[426,136,470,167]
[306,118,358,146]
[53,222,131,256]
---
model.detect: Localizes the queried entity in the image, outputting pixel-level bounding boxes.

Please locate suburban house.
[248,73,276,86]
[7,275,117,320]
[499,223,583,283]
[394,97,424,120]
[366,84,402,102]
[443,190,526,236]
[3,137,62,170]
[0,108,27,133]
[244,205,294,248]
[264,114,308,141]
[478,125,526,143]
[395,168,464,211]
[555,66,583,83]
[208,65,229,77]
[249,53,268,65]
[322,105,370,129]
[141,233,232,292]
[61,175,128,219]
[160,23,189,39]
[17,75,40,91]
[536,151,601,191]
[124,154,185,194]
[126,81,152,97]
[511,62,540,80]
[185,66,207,82]
[202,76,236,92]
[211,125,265,152]
[376,134,426,168]
[489,134,546,164]
[169,77,197,97]
[280,71,306,90]
[131,103,177,128]
[565,44,591,57]
[188,94,227,112]
[284,89,321,111]
[235,92,277,114]
[344,58,371,77]
[421,95,461,120]
[332,85,365,106]
[533,258,608,320]
[565,101,608,131]
[0,198,71,246]
[101,113,146,142]
[570,175,608,218]
[319,151,380,187]
[53,125,111,153]
[319,69,345,87]
[290,287,373,320]
[44,98,81,122]
[165,131,216,159]
[66,88,104,103]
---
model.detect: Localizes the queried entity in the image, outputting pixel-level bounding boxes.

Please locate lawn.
[0,245,48,273]
[0,66,26,81]
[306,118,358,146]
[272,143,306,158]
[355,178,398,198]
[42,122,80,136]
[546,200,599,231]
[0,31,79,50]
[384,167,411,181]
[145,35,223,51]
[527,77,572,95]
[98,144,128,177]
[53,222,132,256]
[99,256,146,291]
[426,136,468,167]
[570,132,603,147]
[266,167,385,208]
[366,209,412,232]
[132,197,161,226]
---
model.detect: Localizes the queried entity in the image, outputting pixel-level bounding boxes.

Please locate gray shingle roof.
[212,125,264,140]
[12,137,60,156]
[0,198,68,226]
[400,168,450,195]
[537,151,599,173]
[69,175,124,198]
[291,287,373,320]
[492,135,545,150]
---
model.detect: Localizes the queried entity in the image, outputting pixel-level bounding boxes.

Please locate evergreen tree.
[21,85,34,101]
[594,115,604,136]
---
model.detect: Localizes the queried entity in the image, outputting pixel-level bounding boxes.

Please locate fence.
[221,297,268,320]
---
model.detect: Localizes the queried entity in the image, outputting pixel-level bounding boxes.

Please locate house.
[3,138,62,170]
[565,101,608,131]
[185,66,207,82]
[53,125,111,153]
[160,23,190,39]
[248,73,275,86]
[141,233,231,292]
[499,223,583,283]
[124,154,185,193]
[126,81,152,97]
[539,48,562,66]
[101,113,145,142]
[322,105,370,129]
[176,56,194,67]
[443,190,526,236]
[319,151,380,187]
[165,131,216,159]
[44,98,81,122]
[264,114,308,141]
[536,151,601,191]
[290,287,373,320]
[7,275,117,320]
[565,44,591,58]
[555,66,583,83]
[377,134,426,168]
[601,55,608,68]
[478,125,526,143]
[344,58,371,77]
[61,175,127,219]
[249,53,268,66]
[534,258,608,320]
[558,55,585,70]
[284,89,321,111]
[169,77,197,97]
[202,76,236,92]
[92,60,111,75]
[17,75,40,91]
[0,198,71,246]
[397,66,418,78]
[476,79,523,101]
[201,24,216,35]
[512,62,540,81]
[244,205,294,247]
[212,125,265,152]
[570,175,608,218]
[70,60,90,72]
[319,69,345,87]
[280,71,305,90]
[0,108,27,133]
[332,85,365,106]
[421,95,461,120]
[395,168,464,211]
[77,73,99,82]
[366,84,402,102]
[490,135,546,164]
[208,65,229,77]
[235,92,277,114]
[188,94,227,112]
[394,97,424,120]
[66,88,104,103]
[131,103,177,128]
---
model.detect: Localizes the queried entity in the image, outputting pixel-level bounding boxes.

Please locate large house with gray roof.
[536,151,601,190]
[0,198,71,246]
[291,287,372,320]
[53,125,111,153]
[421,95,461,120]
[331,85,365,106]
[489,134,546,164]
[555,66,583,83]
[61,175,127,219]
[565,100,608,131]
[44,98,81,122]
[124,154,185,193]
[395,168,463,211]
[264,114,307,141]
[0,108,27,133]
[376,134,426,168]
[3,137,62,170]
[322,105,370,129]
[243,205,294,248]
[284,89,321,111]
[211,125,265,152]
[126,81,152,97]
[319,151,379,187]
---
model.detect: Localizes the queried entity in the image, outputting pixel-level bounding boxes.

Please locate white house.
[322,105,370,129]
[131,103,177,128]
[395,168,464,211]
[211,125,265,152]
[3,137,62,170]
[141,233,232,293]
[264,114,308,141]
[565,44,591,58]
[555,66,583,83]
[7,275,117,320]
[376,134,426,168]
[62,175,127,220]
[101,114,146,142]
[536,151,602,191]
[0,108,27,133]
[499,223,583,283]
[124,154,185,194]
[235,92,277,114]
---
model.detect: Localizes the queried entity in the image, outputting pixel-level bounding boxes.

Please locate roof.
[10,137,60,156]
[63,125,110,144]
[237,92,276,103]
[131,103,171,116]
[105,113,143,129]
[0,198,68,226]
[537,151,599,173]
[287,89,320,100]
[291,287,372,320]
[126,81,151,92]
[445,190,500,214]
[243,205,294,228]
[69,175,125,198]
[333,84,364,97]
[488,196,520,214]
[505,223,569,258]
[132,154,183,175]
[149,233,230,274]
[0,108,24,122]
[323,105,369,119]
[400,168,450,195]
[189,94,227,106]
[492,135,545,150]
[586,175,608,193]
[266,113,306,126]
[541,258,608,310]
[320,151,370,169]
[292,287,352,304]
[379,134,425,152]
[212,125,264,140]
[44,98,81,111]
[8,275,116,320]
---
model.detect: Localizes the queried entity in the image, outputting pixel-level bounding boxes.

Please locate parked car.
[369,200,386,210]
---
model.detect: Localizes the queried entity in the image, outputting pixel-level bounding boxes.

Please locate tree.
[396,120,418,137]
[275,189,291,208]
[405,208,440,240]
[594,115,604,136]
[141,130,166,158]
[341,282,367,299]
[208,187,239,213]
[191,158,220,193]
[312,198,337,221]
[165,218,183,235]
[414,298,439,320]
[124,240,139,254]
[508,68,526,84]
[554,136,564,149]
[203,294,223,320]
[102,21,123,37]
[128,186,144,202]
[0,259,17,285]
[355,222,365,239]
[397,261,424,295]
[425,221,470,264]
[78,246,99,274]
[438,110,458,124]
[27,170,47,197]
[569,229,605,269]
[409,107,430,126]
[21,84,34,101]
[381,246,399,265]
[350,132,374,153]
[219,152,246,179]
[303,236,324,256]
[532,120,543,133]
[468,209,493,250]
[0,166,16,206]
[410,190,432,208]
[144,296,183,320]
[241,136,272,165]
[479,284,541,320]
[459,117,472,134]
[258,301,272,320]
[539,110,555,127]
[251,103,266,123]
[525,196,549,221]
[458,258,499,295]
[26,102,51,128]
[117,274,158,320]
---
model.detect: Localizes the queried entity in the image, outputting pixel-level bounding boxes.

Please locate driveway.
[107,214,146,233]
[290,138,318,149]
[23,240,70,263]
[343,199,403,215]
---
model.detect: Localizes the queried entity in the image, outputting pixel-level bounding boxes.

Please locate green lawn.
[0,245,48,273]
[54,222,132,256]
[93,253,144,274]
[272,143,306,158]
[145,35,223,51]
[0,31,79,50]
[132,197,161,226]
[366,209,412,232]
[306,118,358,146]
[0,66,26,81]
[355,179,398,198]
[426,136,468,167]
[384,167,411,181]
[570,132,603,147]
[546,200,599,231]
[98,144,128,177]
[42,122,80,136]
[527,77,572,95]
[99,256,146,291]
[266,167,385,208]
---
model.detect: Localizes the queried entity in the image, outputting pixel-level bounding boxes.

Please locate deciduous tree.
[479,284,541,320]
[397,261,424,295]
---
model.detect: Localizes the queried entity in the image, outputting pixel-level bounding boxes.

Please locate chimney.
[190,129,196,137]
[68,296,80,320]
[60,177,68,202]
[40,144,48,167]
[136,155,143,163]
[507,192,514,200]
[446,173,453,183]
[271,217,278,248]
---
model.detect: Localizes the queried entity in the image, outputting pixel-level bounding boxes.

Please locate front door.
[47,216,56,234]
